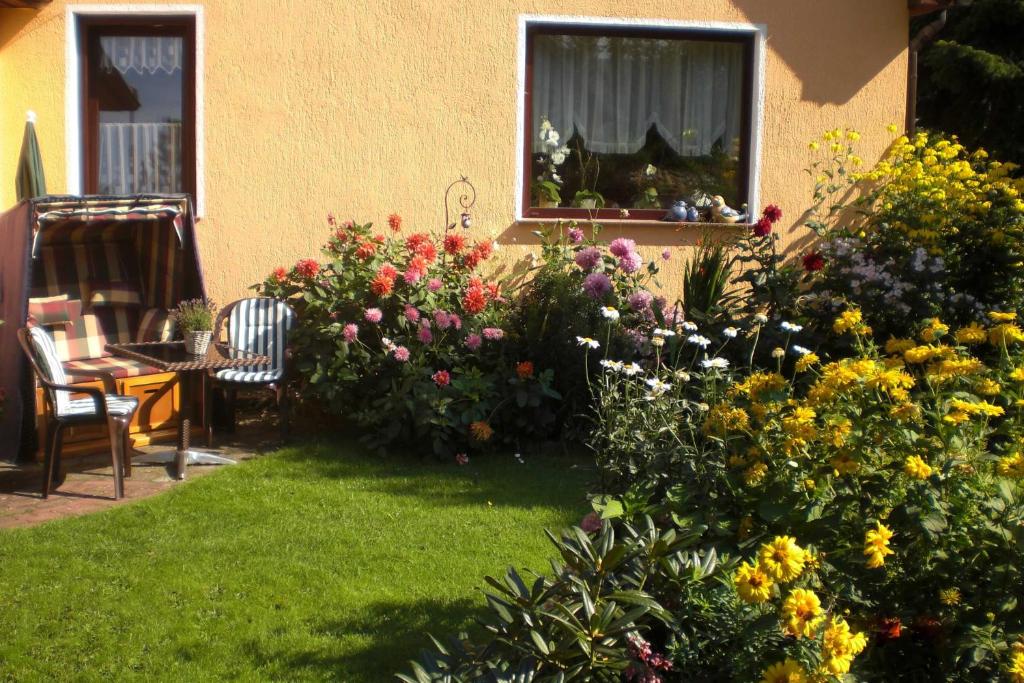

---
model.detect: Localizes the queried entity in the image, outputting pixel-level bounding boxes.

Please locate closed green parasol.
[15,111,46,202]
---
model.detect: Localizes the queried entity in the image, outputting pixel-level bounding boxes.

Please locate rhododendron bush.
[257,216,560,457]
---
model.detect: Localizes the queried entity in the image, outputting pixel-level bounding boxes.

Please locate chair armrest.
[67,370,118,395]
[40,380,107,417]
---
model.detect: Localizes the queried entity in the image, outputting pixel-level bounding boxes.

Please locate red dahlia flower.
[763,204,783,223]
[432,369,450,387]
[463,286,488,314]
[516,361,534,379]
[355,242,376,261]
[444,233,466,255]
[387,213,402,232]
[802,251,825,272]
[753,217,772,237]
[295,259,319,278]
[370,274,394,296]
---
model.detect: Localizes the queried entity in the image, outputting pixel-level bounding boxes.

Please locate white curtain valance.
[100,36,183,76]
[532,35,744,157]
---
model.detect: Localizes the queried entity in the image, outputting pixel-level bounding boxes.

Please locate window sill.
[515,216,752,230]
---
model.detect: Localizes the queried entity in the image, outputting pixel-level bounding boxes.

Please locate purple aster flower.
[482,327,504,341]
[609,237,636,258]
[582,272,612,299]
[627,291,653,312]
[465,333,482,350]
[364,307,383,324]
[342,323,358,343]
[618,251,643,274]
[568,227,585,244]
[574,246,603,272]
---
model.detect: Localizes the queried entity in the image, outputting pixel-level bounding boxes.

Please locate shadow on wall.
[0,9,39,51]
[733,0,908,105]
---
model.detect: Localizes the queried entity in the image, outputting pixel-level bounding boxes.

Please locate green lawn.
[0,444,592,681]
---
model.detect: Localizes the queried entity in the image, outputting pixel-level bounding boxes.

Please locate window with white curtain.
[524,25,753,219]
[82,19,195,199]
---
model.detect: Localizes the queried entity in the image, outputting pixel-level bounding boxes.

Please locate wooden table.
[105,341,270,479]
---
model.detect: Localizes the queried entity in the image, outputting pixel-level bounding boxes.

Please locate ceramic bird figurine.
[686,205,700,222]
[710,195,745,224]
[661,200,689,222]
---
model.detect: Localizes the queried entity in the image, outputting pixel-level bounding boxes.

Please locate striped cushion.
[136,308,177,343]
[223,298,296,381]
[28,295,82,327]
[64,357,162,380]
[89,282,143,307]
[62,394,138,418]
[214,368,284,384]
[27,326,72,416]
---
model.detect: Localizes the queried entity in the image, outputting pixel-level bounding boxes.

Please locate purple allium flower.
[465,333,482,350]
[404,305,420,323]
[342,323,358,343]
[627,291,653,312]
[427,278,443,292]
[661,248,671,261]
[482,327,504,341]
[364,307,383,324]
[433,309,451,330]
[653,296,667,313]
[618,251,643,274]
[574,246,603,272]
[609,237,637,258]
[449,313,462,330]
[568,227,585,244]
[393,345,410,362]
[582,272,612,299]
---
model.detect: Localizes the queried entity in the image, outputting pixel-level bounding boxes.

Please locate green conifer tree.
[916,0,1024,164]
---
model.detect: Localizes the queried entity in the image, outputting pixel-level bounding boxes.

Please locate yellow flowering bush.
[804,129,1024,342]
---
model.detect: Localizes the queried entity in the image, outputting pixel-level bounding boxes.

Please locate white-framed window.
[66,5,205,214]
[516,15,765,222]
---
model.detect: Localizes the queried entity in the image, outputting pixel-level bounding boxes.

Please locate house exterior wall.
[0,0,909,305]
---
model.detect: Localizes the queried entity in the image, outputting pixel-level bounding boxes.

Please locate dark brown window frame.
[79,15,197,199]
[522,22,756,222]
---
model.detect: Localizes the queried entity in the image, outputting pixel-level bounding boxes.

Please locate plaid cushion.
[136,308,177,342]
[89,281,143,307]
[28,294,82,327]
[64,356,163,379]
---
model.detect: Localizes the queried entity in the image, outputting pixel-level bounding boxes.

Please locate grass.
[0,443,593,681]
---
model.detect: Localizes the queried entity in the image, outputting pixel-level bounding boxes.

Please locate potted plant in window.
[173,298,216,355]
[571,140,604,209]
[634,164,661,208]
[534,117,569,208]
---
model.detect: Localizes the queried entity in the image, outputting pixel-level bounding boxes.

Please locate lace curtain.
[532,35,744,157]
[99,36,183,76]
[98,122,182,195]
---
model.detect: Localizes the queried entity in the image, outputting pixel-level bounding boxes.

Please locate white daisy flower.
[687,334,712,348]
[622,362,643,376]
[791,345,812,356]
[645,377,671,397]
[653,328,676,337]
[722,326,739,338]
[781,321,804,333]
[682,321,699,332]
[599,359,624,372]
[576,336,600,348]
[674,370,691,382]
[600,306,621,321]
[700,357,729,369]
[381,337,396,351]
[754,313,769,324]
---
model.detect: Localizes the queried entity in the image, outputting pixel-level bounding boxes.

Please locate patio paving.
[0,416,281,530]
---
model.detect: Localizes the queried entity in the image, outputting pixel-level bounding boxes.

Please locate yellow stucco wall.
[0,0,908,305]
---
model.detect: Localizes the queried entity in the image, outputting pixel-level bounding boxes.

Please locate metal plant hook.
[444,176,476,234]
